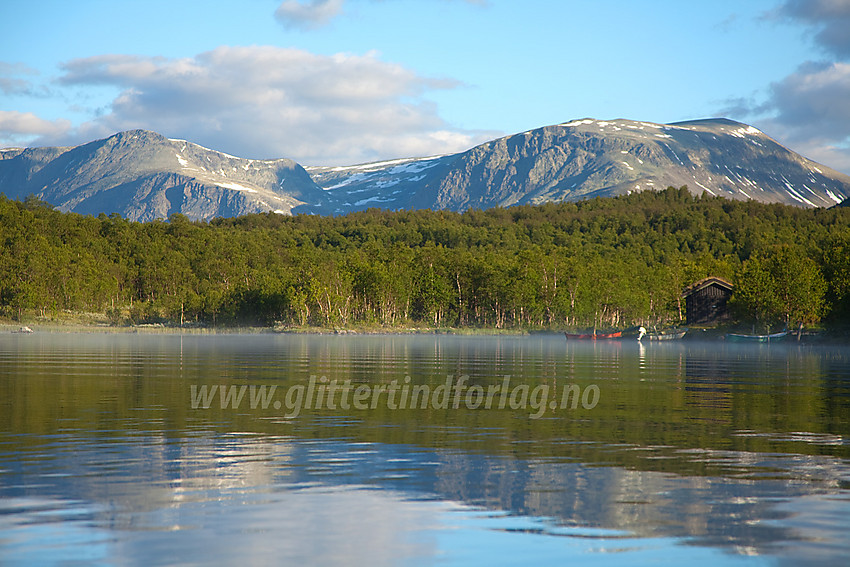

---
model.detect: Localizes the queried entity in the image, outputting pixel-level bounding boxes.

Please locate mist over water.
[1,333,849,566]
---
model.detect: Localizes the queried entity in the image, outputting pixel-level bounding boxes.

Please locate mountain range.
[1,118,849,220]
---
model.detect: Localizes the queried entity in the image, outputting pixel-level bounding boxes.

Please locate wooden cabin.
[682,277,733,325]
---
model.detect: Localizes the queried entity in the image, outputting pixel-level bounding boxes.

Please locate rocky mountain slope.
[1,118,849,220]
[307,118,850,213]
[0,130,328,221]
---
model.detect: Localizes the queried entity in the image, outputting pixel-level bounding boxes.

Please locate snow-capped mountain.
[1,118,848,221]
[306,118,850,213]
[0,130,328,221]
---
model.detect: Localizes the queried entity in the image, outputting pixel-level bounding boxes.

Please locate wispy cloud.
[274,0,488,30]
[9,46,494,165]
[274,0,346,30]
[0,62,51,97]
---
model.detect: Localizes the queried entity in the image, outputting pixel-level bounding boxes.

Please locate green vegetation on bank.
[1,187,849,331]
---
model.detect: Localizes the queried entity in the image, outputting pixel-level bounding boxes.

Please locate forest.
[1,187,849,332]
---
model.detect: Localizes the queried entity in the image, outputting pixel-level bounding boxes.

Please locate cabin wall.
[685,284,732,325]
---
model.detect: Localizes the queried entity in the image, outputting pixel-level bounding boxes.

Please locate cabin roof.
[682,276,734,298]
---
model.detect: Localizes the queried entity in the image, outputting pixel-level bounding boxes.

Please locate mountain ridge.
[0,129,328,221]
[2,118,849,220]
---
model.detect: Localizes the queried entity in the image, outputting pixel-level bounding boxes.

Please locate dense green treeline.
[1,187,849,330]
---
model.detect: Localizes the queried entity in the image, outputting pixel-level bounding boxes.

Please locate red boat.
[564,331,623,340]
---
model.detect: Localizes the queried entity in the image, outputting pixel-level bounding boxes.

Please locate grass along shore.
[0,310,547,335]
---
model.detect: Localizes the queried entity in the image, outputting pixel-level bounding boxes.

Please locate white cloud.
[0,111,72,146]
[39,46,495,165]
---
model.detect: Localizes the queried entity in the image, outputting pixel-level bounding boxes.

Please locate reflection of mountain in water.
[3,429,849,557]
[2,335,850,562]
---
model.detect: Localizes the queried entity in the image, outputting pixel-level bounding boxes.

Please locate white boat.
[637,326,687,341]
[725,330,788,342]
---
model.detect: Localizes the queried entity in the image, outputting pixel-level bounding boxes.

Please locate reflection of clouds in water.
[771,494,850,567]
[5,469,849,566]
[172,434,287,498]
[70,435,444,565]
[2,431,849,566]
[5,422,850,563]
[112,486,447,567]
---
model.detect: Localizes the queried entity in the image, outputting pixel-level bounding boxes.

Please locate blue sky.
[2,0,850,172]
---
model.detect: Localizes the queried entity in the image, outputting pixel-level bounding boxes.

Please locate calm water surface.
[1,333,849,566]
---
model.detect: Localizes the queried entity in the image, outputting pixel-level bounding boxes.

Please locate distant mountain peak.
[0,129,328,221]
[307,117,850,213]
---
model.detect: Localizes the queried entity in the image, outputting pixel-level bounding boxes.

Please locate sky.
[1,0,850,172]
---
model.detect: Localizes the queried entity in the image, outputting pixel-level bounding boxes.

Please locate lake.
[1,333,849,566]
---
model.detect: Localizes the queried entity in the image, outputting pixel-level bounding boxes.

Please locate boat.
[11,326,33,334]
[725,330,788,342]
[637,326,687,341]
[564,331,622,340]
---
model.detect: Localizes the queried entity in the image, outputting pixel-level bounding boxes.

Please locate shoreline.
[2,316,845,342]
[2,322,847,344]
[0,320,548,336]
